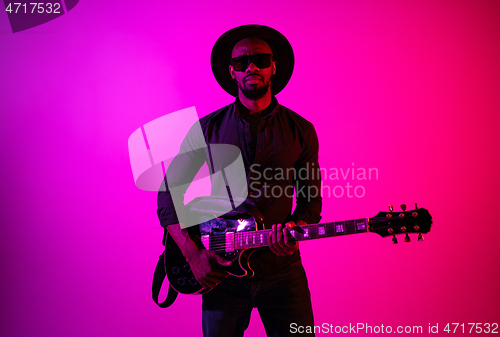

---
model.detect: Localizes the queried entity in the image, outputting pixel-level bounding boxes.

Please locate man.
[157,24,322,336]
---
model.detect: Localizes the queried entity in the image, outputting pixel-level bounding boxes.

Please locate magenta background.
[1,1,499,336]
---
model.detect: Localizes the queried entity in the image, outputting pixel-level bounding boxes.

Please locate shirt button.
[244,125,248,128]
[249,191,254,195]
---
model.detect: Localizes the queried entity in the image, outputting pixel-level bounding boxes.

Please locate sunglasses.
[230,54,273,71]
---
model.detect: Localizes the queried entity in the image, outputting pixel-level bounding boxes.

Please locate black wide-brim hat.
[211,24,294,97]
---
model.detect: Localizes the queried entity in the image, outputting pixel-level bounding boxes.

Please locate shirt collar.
[234,96,279,120]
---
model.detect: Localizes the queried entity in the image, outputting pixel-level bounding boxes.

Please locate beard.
[236,75,273,100]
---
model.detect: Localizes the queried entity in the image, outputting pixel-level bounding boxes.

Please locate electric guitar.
[165,204,432,295]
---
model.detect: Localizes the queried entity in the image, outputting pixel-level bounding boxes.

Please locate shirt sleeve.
[291,123,322,224]
[156,122,207,227]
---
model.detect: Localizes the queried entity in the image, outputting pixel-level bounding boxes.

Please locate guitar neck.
[235,218,369,249]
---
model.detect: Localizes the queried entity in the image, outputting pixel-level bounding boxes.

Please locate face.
[229,37,276,100]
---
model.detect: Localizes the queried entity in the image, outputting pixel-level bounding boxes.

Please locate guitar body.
[165,213,261,294]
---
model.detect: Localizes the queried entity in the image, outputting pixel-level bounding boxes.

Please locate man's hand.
[268,220,306,256]
[166,223,232,289]
[186,248,232,289]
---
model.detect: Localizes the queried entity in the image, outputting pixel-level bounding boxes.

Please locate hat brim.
[211,24,294,97]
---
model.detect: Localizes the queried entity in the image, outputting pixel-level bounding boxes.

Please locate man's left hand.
[268,220,306,256]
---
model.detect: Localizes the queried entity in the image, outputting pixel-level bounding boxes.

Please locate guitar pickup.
[225,232,235,252]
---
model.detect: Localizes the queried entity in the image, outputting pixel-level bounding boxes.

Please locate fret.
[317,225,326,236]
[311,225,319,239]
[325,222,337,237]
[355,219,368,233]
[302,225,317,240]
[345,220,356,234]
[335,221,345,235]
[303,227,310,238]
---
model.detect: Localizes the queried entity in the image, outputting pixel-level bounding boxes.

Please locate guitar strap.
[152,250,178,308]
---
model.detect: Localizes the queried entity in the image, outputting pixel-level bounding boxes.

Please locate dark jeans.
[202,261,315,337]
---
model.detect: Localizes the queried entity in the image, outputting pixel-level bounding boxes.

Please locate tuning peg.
[392,235,398,244]
[404,233,411,242]
[400,204,406,211]
[418,233,424,242]
[415,203,418,209]
[389,205,393,212]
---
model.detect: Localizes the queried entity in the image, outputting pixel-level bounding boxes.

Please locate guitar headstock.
[368,204,432,243]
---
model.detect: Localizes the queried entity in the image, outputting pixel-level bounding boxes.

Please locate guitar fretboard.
[234,219,369,249]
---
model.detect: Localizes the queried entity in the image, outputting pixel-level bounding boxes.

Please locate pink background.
[1,0,499,336]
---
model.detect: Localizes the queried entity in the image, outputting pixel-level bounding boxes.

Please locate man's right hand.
[186,249,232,289]
[166,223,232,289]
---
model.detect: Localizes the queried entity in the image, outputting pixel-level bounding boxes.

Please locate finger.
[296,220,308,226]
[214,254,232,266]
[283,228,299,251]
[275,224,287,254]
[283,228,296,245]
[285,220,305,234]
[277,224,283,244]
[272,224,281,247]
[205,250,232,267]
[268,225,283,256]
[276,224,292,255]
[270,224,286,256]
[277,227,297,254]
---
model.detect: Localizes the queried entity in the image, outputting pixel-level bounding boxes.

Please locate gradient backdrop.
[1,1,499,336]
